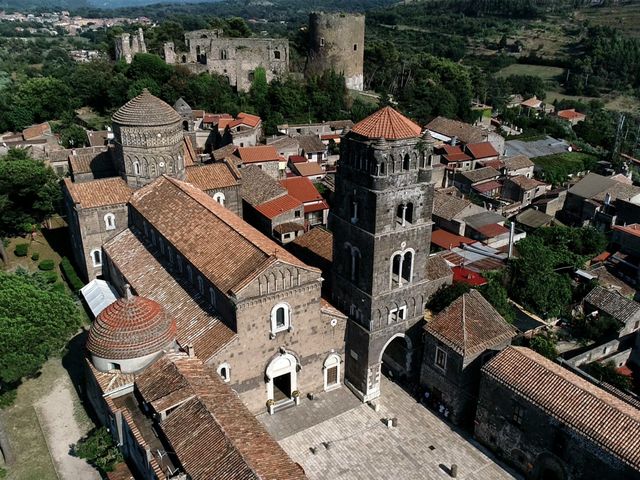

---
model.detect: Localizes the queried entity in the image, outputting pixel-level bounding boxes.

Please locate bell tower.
[330,106,437,401]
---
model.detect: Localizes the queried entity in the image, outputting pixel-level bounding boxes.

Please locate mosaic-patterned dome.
[87,290,177,360]
[112,89,181,127]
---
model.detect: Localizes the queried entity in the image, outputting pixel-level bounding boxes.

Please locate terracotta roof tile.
[241,165,287,205]
[104,228,236,362]
[472,180,502,194]
[113,89,181,127]
[255,194,302,220]
[426,290,516,357]
[557,109,586,121]
[351,106,422,140]
[502,155,534,171]
[129,176,313,295]
[273,222,305,234]
[459,166,500,184]
[292,227,333,263]
[297,135,326,153]
[613,224,640,238]
[64,177,133,208]
[476,223,509,238]
[506,175,545,190]
[432,191,474,221]
[292,161,324,177]
[23,122,51,140]
[87,293,177,360]
[155,354,307,480]
[185,162,239,191]
[237,145,279,164]
[425,254,453,281]
[483,346,640,470]
[465,142,498,159]
[431,229,475,250]
[426,117,487,145]
[68,149,114,176]
[584,286,640,323]
[280,177,323,203]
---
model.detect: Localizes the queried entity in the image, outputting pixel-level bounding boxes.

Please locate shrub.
[0,389,17,408]
[38,259,55,271]
[14,243,28,257]
[60,257,84,291]
[41,271,58,284]
[31,252,40,261]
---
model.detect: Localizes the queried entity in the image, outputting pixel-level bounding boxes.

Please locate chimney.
[450,136,458,146]
[185,344,195,358]
[508,222,515,259]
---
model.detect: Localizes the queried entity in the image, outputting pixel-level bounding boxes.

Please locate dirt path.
[35,374,100,480]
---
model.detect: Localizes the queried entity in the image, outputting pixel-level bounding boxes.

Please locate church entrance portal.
[381,335,411,383]
[273,373,291,402]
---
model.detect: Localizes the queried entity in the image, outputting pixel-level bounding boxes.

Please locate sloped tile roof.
[584,286,640,323]
[64,177,133,208]
[426,117,486,145]
[425,289,515,358]
[68,149,114,176]
[502,154,534,171]
[506,175,545,191]
[459,166,501,184]
[241,165,287,206]
[297,135,326,153]
[280,177,323,203]
[613,224,640,238]
[255,194,302,220]
[465,142,498,159]
[431,229,475,250]
[129,176,313,295]
[185,162,240,191]
[432,191,474,221]
[273,222,305,234]
[292,161,324,177]
[425,254,453,281]
[351,106,422,140]
[292,227,333,263]
[472,180,502,194]
[557,109,586,121]
[104,228,236,362]
[476,223,509,238]
[483,346,640,471]
[158,354,307,480]
[237,145,279,164]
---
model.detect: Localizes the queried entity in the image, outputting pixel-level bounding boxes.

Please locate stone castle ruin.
[163,29,289,92]
[305,12,365,91]
[114,28,147,64]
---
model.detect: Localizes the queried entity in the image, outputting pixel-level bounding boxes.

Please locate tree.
[479,272,515,323]
[426,283,471,314]
[0,270,82,399]
[0,149,62,235]
[5,77,75,130]
[73,427,123,473]
[529,332,558,360]
[584,361,633,391]
[249,67,269,118]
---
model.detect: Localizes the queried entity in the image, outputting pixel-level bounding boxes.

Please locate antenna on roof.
[124,284,133,300]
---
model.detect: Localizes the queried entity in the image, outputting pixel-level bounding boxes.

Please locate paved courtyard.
[259,378,520,480]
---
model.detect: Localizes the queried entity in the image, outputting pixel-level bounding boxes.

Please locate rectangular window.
[294,210,301,218]
[435,347,447,371]
[512,403,524,425]
[327,366,338,385]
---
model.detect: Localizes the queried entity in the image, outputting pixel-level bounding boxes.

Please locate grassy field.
[576,4,640,38]
[496,63,565,82]
[1,361,65,480]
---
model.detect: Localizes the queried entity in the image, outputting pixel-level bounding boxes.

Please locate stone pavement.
[261,377,520,480]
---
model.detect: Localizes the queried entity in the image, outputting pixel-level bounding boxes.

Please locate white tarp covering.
[80,279,118,318]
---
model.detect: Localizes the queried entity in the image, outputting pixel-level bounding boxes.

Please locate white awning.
[80,279,118,318]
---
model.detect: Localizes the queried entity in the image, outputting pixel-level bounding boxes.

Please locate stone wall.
[202,184,243,218]
[164,30,289,93]
[64,187,129,281]
[114,28,147,64]
[209,263,347,414]
[307,12,365,91]
[474,373,637,480]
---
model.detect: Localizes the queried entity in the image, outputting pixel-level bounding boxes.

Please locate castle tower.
[330,106,436,401]
[114,29,146,64]
[306,12,365,91]
[112,89,186,187]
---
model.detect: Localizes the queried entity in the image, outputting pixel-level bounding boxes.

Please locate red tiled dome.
[87,293,177,360]
[350,106,422,140]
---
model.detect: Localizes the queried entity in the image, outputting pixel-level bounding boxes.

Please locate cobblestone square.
[259,378,520,480]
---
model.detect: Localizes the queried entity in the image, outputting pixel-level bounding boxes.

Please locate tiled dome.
[87,290,177,360]
[351,106,422,140]
[112,89,182,127]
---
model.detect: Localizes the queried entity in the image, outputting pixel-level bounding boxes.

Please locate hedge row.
[60,257,84,292]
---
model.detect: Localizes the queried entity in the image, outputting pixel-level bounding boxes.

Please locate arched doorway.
[379,333,412,384]
[266,352,298,404]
